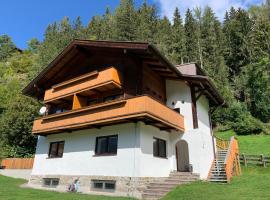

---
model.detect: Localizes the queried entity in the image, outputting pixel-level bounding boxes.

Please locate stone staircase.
[142,171,200,199]
[208,149,228,183]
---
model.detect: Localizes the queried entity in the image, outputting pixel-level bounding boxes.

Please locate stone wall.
[28,175,166,199]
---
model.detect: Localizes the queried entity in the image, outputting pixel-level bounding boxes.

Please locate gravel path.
[0,169,32,180]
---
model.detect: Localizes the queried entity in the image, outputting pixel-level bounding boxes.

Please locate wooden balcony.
[32,96,185,135]
[44,67,122,103]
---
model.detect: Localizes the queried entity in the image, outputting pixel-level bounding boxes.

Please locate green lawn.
[215,130,270,155]
[1,167,270,200]
[163,166,270,200]
[0,175,133,200]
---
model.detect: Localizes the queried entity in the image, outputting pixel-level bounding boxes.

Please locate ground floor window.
[48,141,64,158]
[95,135,118,155]
[43,178,59,187]
[153,137,167,158]
[91,180,116,191]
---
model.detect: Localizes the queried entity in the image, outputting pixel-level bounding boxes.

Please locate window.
[92,180,116,191]
[103,94,121,102]
[153,138,166,158]
[95,135,118,155]
[43,178,59,187]
[48,141,65,158]
[87,98,98,106]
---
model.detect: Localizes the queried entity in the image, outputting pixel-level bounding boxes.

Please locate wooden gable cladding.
[142,64,166,103]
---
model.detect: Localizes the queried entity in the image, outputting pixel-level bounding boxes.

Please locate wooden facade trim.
[190,85,198,129]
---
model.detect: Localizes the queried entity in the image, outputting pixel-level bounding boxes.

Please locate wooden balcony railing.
[44,67,122,103]
[32,95,185,135]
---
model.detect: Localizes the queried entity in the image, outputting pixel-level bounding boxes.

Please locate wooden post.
[243,154,247,167]
[238,154,242,175]
[261,154,266,168]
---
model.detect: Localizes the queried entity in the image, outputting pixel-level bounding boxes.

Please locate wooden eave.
[176,74,227,107]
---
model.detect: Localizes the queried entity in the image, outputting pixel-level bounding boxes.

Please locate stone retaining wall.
[28,175,167,199]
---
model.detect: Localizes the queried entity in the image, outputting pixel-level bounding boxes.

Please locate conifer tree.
[114,0,137,41]
[156,16,172,57]
[184,9,199,63]
[171,7,186,64]
[136,1,158,43]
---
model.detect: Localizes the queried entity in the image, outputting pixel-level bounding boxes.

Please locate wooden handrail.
[215,136,230,150]
[224,136,241,182]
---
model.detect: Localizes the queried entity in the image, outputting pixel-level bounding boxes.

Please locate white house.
[23,40,228,199]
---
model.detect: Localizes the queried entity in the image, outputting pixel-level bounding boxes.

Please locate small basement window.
[92,180,116,191]
[43,178,59,187]
[153,138,167,158]
[48,141,65,158]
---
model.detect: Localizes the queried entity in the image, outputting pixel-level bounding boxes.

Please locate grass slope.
[163,167,270,200]
[215,130,270,155]
[0,175,133,200]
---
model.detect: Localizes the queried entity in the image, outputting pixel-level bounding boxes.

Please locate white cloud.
[156,0,264,20]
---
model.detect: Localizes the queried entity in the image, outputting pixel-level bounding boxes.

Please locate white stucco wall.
[32,123,139,177]
[138,122,175,177]
[32,80,215,180]
[32,122,175,178]
[166,80,215,179]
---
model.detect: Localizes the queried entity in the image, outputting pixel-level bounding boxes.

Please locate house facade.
[23,40,227,198]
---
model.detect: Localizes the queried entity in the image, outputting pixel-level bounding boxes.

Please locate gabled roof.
[22,39,226,107]
[22,40,182,98]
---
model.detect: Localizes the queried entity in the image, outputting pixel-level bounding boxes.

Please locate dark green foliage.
[184,9,199,63]
[136,2,158,43]
[156,17,172,56]
[171,7,186,64]
[214,101,268,135]
[114,0,137,41]
[0,35,17,61]
[245,58,270,122]
[0,95,39,157]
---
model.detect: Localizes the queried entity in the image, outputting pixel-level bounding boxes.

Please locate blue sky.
[0,0,264,49]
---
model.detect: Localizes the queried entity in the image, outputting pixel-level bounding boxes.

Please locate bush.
[232,115,267,135]
[213,101,269,135]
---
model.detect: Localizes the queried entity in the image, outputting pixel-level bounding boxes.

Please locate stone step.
[209,179,228,183]
[142,194,163,200]
[144,188,172,194]
[146,184,177,190]
[209,175,228,179]
[167,176,199,181]
[211,171,226,174]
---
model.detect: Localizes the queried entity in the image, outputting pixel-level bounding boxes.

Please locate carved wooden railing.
[215,136,230,150]
[224,136,241,182]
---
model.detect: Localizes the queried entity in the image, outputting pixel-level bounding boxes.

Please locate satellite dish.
[39,106,47,115]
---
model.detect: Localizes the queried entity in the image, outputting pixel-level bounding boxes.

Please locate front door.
[175,140,190,172]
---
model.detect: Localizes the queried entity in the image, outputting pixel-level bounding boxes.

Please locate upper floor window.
[153,138,166,158]
[95,135,118,155]
[48,141,65,158]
